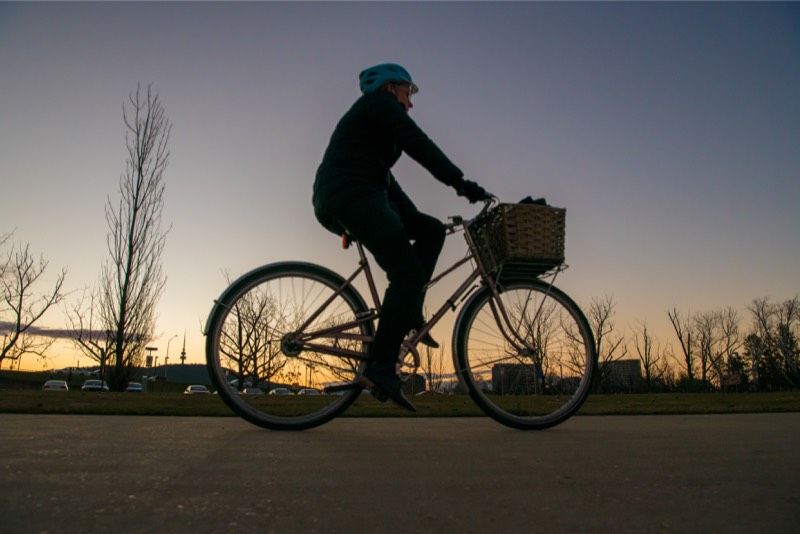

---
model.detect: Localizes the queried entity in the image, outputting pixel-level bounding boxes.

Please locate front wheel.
[205,262,374,430]
[453,278,596,430]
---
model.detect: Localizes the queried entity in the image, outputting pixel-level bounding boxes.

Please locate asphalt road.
[2,413,798,533]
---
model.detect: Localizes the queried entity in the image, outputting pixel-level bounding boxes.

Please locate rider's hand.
[456,180,492,204]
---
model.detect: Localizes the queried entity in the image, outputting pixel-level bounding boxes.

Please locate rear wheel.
[453,278,596,430]
[205,262,374,430]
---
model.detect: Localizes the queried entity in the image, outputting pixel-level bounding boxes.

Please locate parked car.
[240,387,264,395]
[184,385,211,395]
[268,387,293,395]
[297,388,320,395]
[42,380,69,391]
[125,382,143,392]
[55,366,95,376]
[81,379,109,392]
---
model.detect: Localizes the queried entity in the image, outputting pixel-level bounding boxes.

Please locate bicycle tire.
[453,277,596,430]
[205,262,374,430]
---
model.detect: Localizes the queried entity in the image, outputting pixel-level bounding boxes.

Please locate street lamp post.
[165,334,178,379]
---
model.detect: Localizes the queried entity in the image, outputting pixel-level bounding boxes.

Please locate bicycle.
[204,199,597,430]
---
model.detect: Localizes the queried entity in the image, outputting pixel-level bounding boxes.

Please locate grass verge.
[1,390,799,418]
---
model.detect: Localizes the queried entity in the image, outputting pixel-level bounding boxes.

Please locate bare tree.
[1,233,66,369]
[632,321,670,392]
[516,295,562,394]
[420,343,447,394]
[588,296,627,391]
[747,297,800,388]
[694,310,721,388]
[217,278,288,390]
[669,307,745,391]
[717,306,744,388]
[668,307,696,385]
[66,287,113,374]
[69,84,171,390]
[773,298,800,386]
[214,270,372,391]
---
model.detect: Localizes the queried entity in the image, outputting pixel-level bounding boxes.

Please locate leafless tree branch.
[1,234,66,368]
[67,83,171,390]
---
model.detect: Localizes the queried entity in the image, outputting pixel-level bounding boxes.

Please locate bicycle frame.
[292,200,557,375]
[205,198,593,431]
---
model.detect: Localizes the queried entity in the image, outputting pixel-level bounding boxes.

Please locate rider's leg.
[330,193,423,410]
[407,214,445,347]
[392,205,446,347]
[357,232,422,412]
[379,249,426,360]
[354,229,426,363]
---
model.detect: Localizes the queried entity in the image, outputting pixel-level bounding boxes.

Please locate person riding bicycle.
[313,63,491,411]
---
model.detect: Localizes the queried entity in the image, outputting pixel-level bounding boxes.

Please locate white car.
[81,379,109,392]
[297,388,320,395]
[125,382,143,392]
[42,380,69,391]
[268,387,293,395]
[240,387,264,395]
[184,385,211,395]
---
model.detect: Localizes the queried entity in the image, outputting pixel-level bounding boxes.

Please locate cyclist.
[313,63,491,411]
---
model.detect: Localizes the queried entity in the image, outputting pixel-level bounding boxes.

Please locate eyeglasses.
[398,82,419,95]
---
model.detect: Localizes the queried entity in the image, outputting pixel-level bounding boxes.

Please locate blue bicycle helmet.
[358,63,418,94]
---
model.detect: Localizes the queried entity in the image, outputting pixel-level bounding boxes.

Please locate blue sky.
[1,2,798,370]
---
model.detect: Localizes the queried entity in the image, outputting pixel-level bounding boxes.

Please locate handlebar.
[480,195,499,214]
[444,197,497,234]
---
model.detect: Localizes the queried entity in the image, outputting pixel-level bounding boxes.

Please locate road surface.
[2,414,798,533]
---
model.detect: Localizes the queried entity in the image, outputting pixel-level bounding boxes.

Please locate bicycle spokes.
[454,279,595,429]
[206,264,374,430]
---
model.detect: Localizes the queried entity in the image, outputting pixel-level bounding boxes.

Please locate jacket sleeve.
[371,94,464,188]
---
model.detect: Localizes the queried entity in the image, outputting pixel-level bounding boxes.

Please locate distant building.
[402,373,426,395]
[606,359,642,391]
[492,363,539,394]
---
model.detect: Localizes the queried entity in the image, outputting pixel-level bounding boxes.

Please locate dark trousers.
[314,188,445,363]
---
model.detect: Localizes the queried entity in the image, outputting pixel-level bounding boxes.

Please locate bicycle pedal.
[370,387,388,403]
[358,376,388,403]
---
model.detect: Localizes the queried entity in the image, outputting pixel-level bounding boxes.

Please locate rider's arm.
[369,93,465,189]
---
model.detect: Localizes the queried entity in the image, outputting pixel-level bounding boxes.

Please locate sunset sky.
[1,2,798,371]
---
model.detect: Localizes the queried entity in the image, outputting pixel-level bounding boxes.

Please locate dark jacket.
[313,91,463,209]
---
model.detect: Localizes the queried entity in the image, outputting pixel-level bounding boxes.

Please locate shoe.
[413,320,440,349]
[419,331,440,349]
[360,362,416,412]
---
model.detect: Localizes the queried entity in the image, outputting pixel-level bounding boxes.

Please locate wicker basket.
[469,203,566,275]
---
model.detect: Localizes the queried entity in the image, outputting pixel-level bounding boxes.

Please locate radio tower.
[180,331,187,365]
